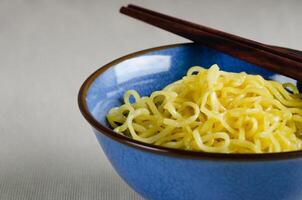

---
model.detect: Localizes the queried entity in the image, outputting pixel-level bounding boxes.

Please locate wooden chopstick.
[127,4,302,62]
[120,5,302,81]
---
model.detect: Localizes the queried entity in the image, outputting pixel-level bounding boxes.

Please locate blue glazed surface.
[95,131,302,200]
[84,43,302,200]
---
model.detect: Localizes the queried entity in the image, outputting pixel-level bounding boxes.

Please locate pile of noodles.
[107,64,302,153]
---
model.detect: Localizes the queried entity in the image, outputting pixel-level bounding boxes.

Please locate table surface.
[0,0,301,199]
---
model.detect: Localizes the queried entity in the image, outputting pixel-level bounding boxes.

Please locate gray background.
[0,0,301,199]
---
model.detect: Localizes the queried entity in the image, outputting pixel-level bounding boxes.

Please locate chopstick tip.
[119,6,127,13]
[120,4,142,13]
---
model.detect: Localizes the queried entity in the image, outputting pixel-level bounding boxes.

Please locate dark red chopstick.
[127,4,302,62]
[120,5,302,81]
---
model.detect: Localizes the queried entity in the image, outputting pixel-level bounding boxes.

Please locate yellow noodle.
[107,64,302,153]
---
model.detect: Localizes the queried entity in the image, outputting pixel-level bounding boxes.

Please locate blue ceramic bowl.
[78,43,302,200]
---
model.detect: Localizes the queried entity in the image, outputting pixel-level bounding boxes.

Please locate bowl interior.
[86,43,299,129]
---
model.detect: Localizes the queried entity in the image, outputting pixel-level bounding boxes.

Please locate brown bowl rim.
[78,42,302,161]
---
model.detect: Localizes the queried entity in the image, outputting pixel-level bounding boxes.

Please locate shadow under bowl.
[78,43,302,200]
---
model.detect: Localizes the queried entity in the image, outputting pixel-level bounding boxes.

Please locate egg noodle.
[107,64,302,153]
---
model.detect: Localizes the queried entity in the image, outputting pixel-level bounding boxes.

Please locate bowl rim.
[78,42,302,161]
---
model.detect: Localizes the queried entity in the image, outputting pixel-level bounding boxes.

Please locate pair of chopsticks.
[120,4,302,81]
